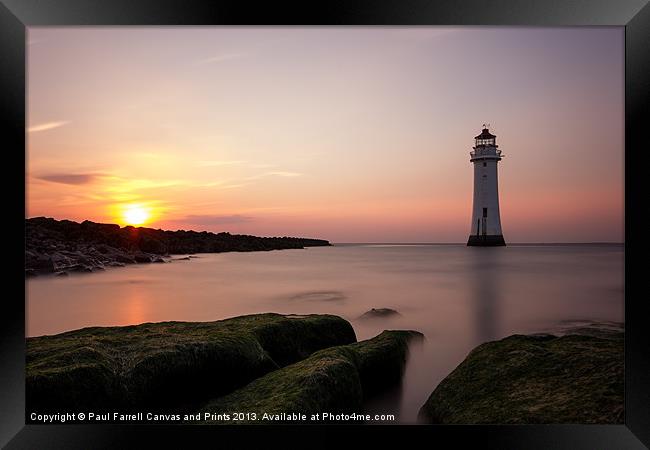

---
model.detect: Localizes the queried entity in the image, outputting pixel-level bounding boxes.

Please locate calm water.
[27,244,624,423]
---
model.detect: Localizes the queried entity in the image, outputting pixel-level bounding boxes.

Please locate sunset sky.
[27,27,624,243]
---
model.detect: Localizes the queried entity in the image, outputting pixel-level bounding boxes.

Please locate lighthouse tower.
[467,125,506,246]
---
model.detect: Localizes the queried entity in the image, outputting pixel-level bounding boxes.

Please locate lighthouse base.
[467,235,506,247]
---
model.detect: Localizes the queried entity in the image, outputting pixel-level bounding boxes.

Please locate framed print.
[1,0,649,448]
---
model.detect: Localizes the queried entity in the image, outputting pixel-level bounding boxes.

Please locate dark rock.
[26,254,54,274]
[132,253,152,263]
[54,271,69,277]
[198,330,423,423]
[418,328,624,424]
[69,264,93,273]
[113,254,137,264]
[358,308,401,320]
[139,235,166,254]
[95,244,112,254]
[173,256,191,261]
[51,253,75,271]
[107,261,126,267]
[26,313,356,413]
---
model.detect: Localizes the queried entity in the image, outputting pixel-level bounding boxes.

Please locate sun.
[122,204,150,226]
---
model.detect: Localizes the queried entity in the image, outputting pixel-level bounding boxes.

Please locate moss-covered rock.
[27,313,356,412]
[198,330,423,423]
[418,329,623,424]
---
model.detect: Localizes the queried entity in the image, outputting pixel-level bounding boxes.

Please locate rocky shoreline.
[26,314,623,424]
[25,217,330,277]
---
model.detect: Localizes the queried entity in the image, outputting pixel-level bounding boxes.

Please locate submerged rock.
[27,313,356,413]
[418,328,623,424]
[198,330,423,423]
[289,291,347,303]
[132,252,153,263]
[358,308,401,320]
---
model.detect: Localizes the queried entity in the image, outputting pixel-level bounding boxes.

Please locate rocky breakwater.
[25,217,331,277]
[418,322,623,424]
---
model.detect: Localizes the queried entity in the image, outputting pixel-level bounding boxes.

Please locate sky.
[27,27,624,243]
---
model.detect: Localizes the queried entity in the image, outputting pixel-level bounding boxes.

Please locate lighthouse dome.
[475,127,497,147]
[474,128,496,140]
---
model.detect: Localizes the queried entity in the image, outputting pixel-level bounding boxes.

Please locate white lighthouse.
[467,125,506,246]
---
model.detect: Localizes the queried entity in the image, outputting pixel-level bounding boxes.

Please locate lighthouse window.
[483,162,487,167]
[483,208,488,217]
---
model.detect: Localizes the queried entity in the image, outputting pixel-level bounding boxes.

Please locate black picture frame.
[1,0,649,448]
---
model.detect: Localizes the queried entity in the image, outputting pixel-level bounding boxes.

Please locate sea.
[26,243,624,423]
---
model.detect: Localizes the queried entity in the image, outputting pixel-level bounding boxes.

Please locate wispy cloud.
[267,171,301,177]
[101,176,186,192]
[244,171,303,181]
[197,160,247,167]
[28,121,70,133]
[35,172,102,185]
[221,183,249,189]
[34,170,249,193]
[195,53,247,65]
[244,171,302,181]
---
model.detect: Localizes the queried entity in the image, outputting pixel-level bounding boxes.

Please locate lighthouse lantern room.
[467,125,506,246]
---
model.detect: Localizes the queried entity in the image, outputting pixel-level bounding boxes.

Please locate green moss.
[27,313,356,412]
[419,330,623,424]
[197,330,423,424]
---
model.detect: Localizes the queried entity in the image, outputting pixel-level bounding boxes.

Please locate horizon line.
[332,242,624,246]
[25,217,624,246]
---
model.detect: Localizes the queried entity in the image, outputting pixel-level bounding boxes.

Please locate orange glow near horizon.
[118,204,153,226]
